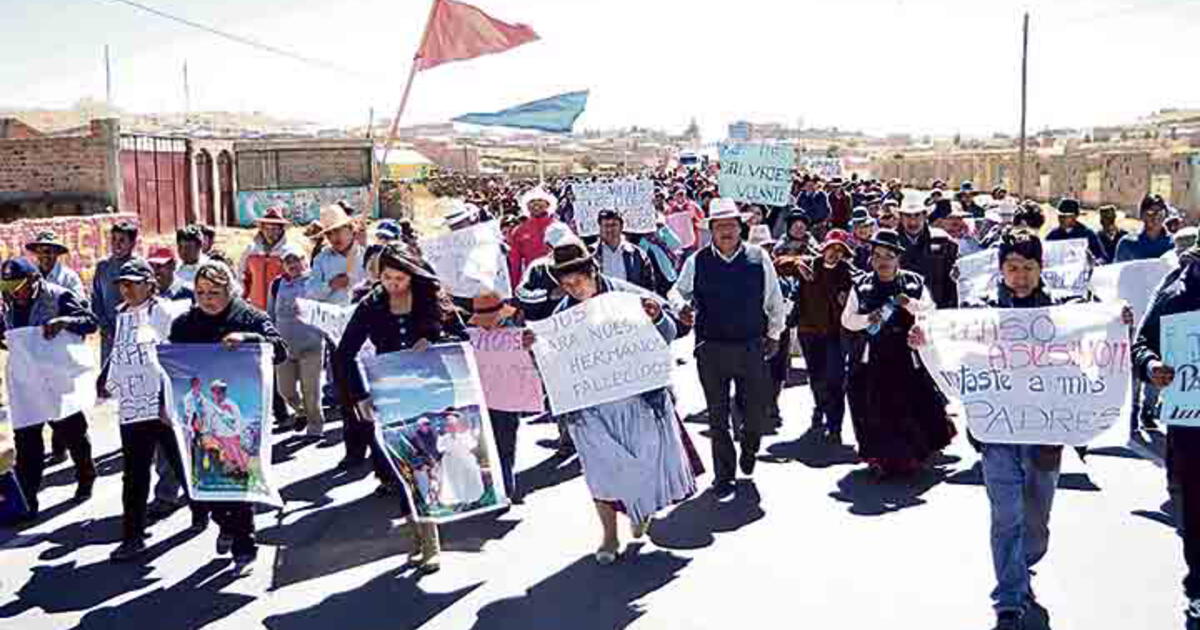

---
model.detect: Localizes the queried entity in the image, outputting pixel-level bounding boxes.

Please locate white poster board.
[956,239,1091,305]
[571,180,656,237]
[919,302,1130,445]
[4,328,96,429]
[1089,257,1173,324]
[528,292,672,415]
[420,220,512,299]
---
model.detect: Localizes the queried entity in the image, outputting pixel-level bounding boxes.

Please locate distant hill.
[0,99,317,137]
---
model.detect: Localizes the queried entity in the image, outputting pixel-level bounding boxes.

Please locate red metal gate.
[120,135,192,234]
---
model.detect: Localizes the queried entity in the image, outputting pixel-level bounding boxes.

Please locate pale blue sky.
[2,0,1199,139]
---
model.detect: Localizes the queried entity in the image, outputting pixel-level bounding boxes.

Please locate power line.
[96,0,376,79]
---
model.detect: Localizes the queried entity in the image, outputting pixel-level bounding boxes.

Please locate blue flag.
[452,91,588,133]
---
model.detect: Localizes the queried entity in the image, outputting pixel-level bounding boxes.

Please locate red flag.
[416,0,539,71]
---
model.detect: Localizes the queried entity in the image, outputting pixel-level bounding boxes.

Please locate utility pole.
[183,60,191,118]
[104,45,112,107]
[367,107,374,139]
[1017,12,1029,200]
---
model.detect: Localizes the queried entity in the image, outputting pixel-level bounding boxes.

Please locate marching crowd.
[2,161,1200,630]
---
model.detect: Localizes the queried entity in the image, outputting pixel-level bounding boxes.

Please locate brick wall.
[235,142,372,191]
[0,119,121,221]
[873,147,1200,219]
[0,118,44,140]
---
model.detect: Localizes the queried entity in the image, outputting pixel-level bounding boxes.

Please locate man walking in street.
[897,203,959,308]
[670,199,788,497]
[92,220,139,378]
[594,209,660,294]
[1045,198,1106,263]
[1131,242,1200,630]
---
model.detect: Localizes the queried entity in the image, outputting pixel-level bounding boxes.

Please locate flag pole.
[368,0,441,218]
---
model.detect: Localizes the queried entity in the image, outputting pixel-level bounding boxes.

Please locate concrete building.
[232,138,375,226]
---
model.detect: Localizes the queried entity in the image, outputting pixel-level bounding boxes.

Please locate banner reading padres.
[919,302,1130,446]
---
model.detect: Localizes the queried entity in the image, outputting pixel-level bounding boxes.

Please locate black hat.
[116,258,155,284]
[785,209,812,228]
[1140,194,1167,214]
[597,209,623,224]
[868,228,907,254]
[1057,198,1081,216]
[850,207,872,225]
[929,199,953,222]
[549,242,595,277]
[863,193,883,206]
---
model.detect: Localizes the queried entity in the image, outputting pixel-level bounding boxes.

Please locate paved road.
[0,339,1185,630]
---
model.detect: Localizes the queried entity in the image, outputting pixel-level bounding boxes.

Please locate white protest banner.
[107,305,176,424]
[718,142,795,206]
[1089,258,1173,323]
[665,212,696,249]
[4,328,96,429]
[797,155,843,179]
[468,328,545,414]
[528,292,672,415]
[1161,311,1200,427]
[571,179,655,237]
[956,238,1091,305]
[296,298,353,344]
[919,302,1129,445]
[296,298,375,358]
[421,220,512,299]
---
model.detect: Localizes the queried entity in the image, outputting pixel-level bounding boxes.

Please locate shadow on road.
[468,548,690,630]
[648,480,764,550]
[515,453,581,500]
[40,448,124,491]
[945,462,1102,492]
[69,559,252,630]
[829,465,950,516]
[761,428,860,469]
[264,569,481,630]
[0,527,203,618]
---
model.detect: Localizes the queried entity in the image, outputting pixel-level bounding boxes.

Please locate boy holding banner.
[1131,243,1200,630]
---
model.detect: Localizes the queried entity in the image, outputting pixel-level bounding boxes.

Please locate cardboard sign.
[366,343,510,523]
[571,179,656,236]
[665,212,696,249]
[158,343,282,506]
[468,327,544,413]
[718,142,795,206]
[420,221,512,299]
[527,292,672,415]
[1088,258,1174,324]
[1161,311,1200,427]
[957,239,1091,305]
[4,328,96,429]
[919,302,1130,446]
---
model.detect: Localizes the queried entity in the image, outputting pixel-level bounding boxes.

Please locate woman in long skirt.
[841,229,955,478]
[525,239,697,564]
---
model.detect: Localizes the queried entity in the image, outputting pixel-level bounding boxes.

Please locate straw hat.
[317,203,355,235]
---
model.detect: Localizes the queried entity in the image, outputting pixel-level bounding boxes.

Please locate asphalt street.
[0,337,1185,630]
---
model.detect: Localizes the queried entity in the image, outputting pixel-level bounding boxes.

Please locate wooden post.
[367,0,441,217]
[1017,12,1029,200]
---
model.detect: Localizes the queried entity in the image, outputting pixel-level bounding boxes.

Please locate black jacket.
[333,285,468,403]
[1133,265,1200,384]
[593,239,660,296]
[168,298,287,365]
[899,225,959,308]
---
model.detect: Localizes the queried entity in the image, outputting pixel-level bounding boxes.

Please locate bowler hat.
[1057,198,1081,216]
[868,229,907,254]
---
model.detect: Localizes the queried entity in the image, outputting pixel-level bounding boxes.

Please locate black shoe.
[994,610,1024,630]
[335,456,367,471]
[189,512,209,532]
[216,534,233,556]
[147,500,180,522]
[74,476,96,501]
[110,539,147,562]
[739,449,757,476]
[710,479,735,498]
[47,452,68,465]
[292,415,308,432]
[1186,599,1200,630]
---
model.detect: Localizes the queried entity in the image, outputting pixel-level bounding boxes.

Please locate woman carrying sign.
[840,229,953,478]
[168,260,288,576]
[333,244,467,574]
[523,240,697,566]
